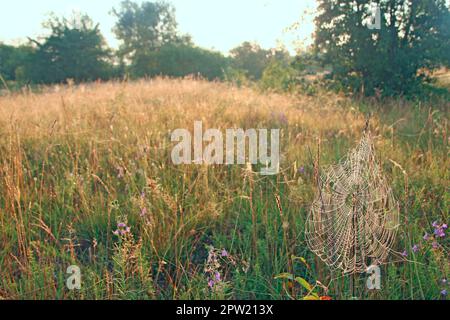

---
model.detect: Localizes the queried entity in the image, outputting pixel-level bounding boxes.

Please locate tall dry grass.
[0,78,447,299]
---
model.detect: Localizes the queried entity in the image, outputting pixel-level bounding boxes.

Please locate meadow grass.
[0,78,448,300]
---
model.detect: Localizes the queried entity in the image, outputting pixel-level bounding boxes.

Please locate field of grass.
[0,78,448,300]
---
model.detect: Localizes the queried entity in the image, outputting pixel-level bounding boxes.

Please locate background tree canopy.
[315,0,450,96]
[131,43,229,80]
[28,14,112,84]
[112,1,189,61]
[0,0,449,97]
[0,44,33,82]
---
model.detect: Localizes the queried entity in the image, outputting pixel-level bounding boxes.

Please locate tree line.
[0,1,292,86]
[1,0,449,96]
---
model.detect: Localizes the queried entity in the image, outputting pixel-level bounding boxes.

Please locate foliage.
[0,44,34,82]
[28,14,112,84]
[315,0,450,96]
[112,1,190,62]
[223,67,251,87]
[230,42,291,80]
[259,60,299,92]
[131,43,229,80]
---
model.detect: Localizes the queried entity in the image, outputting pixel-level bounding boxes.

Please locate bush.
[131,44,229,80]
[259,61,298,92]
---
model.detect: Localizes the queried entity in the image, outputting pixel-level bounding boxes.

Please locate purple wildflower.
[208,279,215,288]
[423,232,430,241]
[401,250,408,257]
[434,227,446,238]
[214,272,221,282]
[432,221,439,228]
[221,249,228,257]
[412,245,419,253]
[432,242,439,249]
[114,222,131,236]
[298,167,305,174]
[441,289,447,296]
[442,224,448,230]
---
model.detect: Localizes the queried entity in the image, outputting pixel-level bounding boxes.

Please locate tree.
[0,44,34,82]
[131,43,229,80]
[29,13,112,84]
[315,0,450,96]
[230,42,270,80]
[230,42,292,80]
[112,1,188,63]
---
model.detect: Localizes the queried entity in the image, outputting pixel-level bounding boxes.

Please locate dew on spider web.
[305,132,399,274]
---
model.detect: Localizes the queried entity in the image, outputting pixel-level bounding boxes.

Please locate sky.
[0,0,316,54]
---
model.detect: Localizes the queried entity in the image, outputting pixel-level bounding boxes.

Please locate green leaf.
[303,294,319,300]
[295,277,313,292]
[291,256,311,269]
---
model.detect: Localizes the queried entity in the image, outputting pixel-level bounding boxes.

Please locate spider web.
[305,133,399,274]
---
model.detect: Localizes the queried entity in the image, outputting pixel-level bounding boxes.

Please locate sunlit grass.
[0,78,448,300]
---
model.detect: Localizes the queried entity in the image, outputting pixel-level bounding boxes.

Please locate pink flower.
[114,222,131,236]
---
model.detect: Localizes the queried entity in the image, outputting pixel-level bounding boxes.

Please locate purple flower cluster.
[205,247,235,291]
[403,220,448,258]
[113,222,131,236]
[432,221,447,238]
[401,244,419,257]
[208,271,222,289]
[421,221,448,250]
